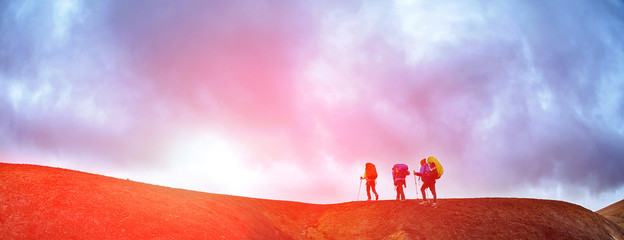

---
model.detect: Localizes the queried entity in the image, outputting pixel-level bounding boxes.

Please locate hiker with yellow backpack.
[414,156,443,207]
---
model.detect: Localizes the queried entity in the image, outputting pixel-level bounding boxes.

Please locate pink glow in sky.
[1,0,624,210]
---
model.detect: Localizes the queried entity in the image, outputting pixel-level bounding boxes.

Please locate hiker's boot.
[419,201,428,205]
[375,194,379,201]
[432,203,438,208]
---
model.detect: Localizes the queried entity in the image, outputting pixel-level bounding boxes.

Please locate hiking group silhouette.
[360,156,443,207]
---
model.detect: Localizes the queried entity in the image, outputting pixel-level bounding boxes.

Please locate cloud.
[2,0,319,164]
[301,0,624,195]
[1,0,623,207]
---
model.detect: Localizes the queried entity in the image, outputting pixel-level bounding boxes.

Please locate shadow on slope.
[2,163,623,239]
[598,199,624,229]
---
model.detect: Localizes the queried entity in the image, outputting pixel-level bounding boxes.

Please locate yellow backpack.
[427,156,444,179]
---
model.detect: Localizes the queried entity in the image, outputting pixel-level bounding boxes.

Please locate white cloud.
[52,0,82,41]
[1,0,623,210]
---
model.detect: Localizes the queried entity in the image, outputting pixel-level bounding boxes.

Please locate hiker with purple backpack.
[392,164,410,201]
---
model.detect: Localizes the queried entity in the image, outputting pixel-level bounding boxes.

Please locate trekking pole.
[414,175,419,199]
[357,178,363,201]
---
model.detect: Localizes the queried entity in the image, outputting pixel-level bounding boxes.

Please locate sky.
[1,0,623,211]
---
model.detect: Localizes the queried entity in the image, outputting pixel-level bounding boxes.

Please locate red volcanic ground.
[2,163,623,239]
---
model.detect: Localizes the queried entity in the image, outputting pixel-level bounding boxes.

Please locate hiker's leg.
[420,183,428,201]
[369,180,378,199]
[366,181,372,200]
[430,183,437,203]
[394,181,400,200]
[398,180,406,200]
[401,187,406,200]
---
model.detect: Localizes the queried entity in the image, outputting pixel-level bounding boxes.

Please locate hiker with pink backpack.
[392,164,410,201]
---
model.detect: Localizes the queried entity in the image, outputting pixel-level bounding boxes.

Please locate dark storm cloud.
[403,1,624,192]
[491,1,624,192]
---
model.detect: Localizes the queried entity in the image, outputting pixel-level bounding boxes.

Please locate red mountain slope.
[598,199,624,229]
[1,163,623,239]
